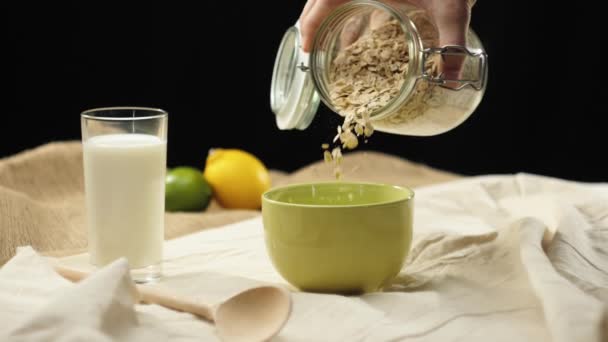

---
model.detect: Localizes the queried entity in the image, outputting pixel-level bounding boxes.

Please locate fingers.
[300,0,350,52]
[339,15,367,48]
[300,0,317,22]
[427,0,471,86]
[369,9,392,30]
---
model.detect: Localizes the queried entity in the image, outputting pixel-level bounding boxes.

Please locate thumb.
[428,0,471,86]
[300,0,350,52]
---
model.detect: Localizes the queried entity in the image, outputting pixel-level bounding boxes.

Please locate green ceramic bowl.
[262,182,413,294]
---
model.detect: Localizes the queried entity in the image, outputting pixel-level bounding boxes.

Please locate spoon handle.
[138,284,215,321]
[53,265,215,322]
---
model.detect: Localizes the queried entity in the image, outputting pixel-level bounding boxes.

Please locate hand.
[299,0,473,83]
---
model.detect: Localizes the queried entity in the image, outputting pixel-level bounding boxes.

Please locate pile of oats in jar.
[322,15,439,178]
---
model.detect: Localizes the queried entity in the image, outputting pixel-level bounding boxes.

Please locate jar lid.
[270,22,320,130]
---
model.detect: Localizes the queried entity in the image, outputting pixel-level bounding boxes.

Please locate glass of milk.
[81,107,168,283]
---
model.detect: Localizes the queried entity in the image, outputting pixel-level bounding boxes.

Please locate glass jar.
[270,0,488,137]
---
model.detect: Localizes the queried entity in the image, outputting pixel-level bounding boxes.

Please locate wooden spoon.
[54,265,291,342]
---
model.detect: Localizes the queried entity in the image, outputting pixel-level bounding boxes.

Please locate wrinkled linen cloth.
[2,173,608,341]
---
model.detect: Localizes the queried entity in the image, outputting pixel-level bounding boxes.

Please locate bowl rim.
[262,181,415,209]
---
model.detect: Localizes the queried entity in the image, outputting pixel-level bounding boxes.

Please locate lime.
[165,166,213,212]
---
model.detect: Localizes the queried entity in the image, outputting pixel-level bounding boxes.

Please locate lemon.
[165,167,213,212]
[204,149,271,209]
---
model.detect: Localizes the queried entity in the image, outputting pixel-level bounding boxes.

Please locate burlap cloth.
[0,141,458,264]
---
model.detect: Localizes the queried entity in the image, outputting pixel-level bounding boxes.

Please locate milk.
[83,134,166,268]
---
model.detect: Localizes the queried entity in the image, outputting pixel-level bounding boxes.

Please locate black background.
[5,2,608,181]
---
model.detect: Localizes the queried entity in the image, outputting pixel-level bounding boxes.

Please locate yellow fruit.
[204,149,271,209]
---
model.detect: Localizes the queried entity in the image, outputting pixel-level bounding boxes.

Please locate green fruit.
[165,167,213,212]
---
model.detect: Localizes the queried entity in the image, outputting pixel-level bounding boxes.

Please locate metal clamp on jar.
[271,0,488,137]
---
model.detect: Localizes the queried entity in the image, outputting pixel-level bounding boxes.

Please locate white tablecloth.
[2,173,608,341]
